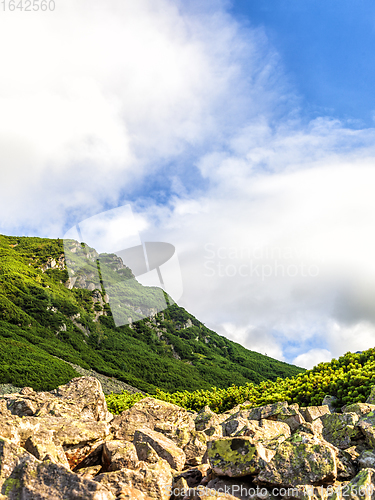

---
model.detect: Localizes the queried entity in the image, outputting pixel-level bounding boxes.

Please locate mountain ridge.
[0,234,304,393]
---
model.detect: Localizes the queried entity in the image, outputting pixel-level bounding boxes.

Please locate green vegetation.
[0,234,303,393]
[106,348,375,414]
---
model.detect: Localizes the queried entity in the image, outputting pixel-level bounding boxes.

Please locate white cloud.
[0,0,284,234]
[327,321,375,358]
[137,119,375,363]
[292,349,332,370]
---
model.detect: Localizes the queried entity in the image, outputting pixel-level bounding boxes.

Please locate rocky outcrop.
[3,379,375,499]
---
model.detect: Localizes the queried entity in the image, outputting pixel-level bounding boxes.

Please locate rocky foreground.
[2,379,375,499]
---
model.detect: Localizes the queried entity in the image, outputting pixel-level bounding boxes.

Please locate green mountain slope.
[0,234,304,392]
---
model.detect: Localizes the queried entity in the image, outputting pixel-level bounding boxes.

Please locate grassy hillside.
[107,347,375,414]
[0,234,303,393]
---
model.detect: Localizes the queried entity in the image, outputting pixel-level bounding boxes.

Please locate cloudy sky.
[1,0,375,368]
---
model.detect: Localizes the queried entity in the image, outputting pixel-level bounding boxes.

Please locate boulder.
[242,402,289,421]
[134,441,160,464]
[29,417,111,469]
[0,416,22,445]
[273,406,306,432]
[76,465,102,479]
[183,429,208,465]
[24,429,70,468]
[133,428,186,471]
[111,397,195,442]
[342,403,375,417]
[336,449,357,481]
[0,400,11,417]
[254,431,337,487]
[94,459,173,500]
[237,419,291,450]
[207,437,275,477]
[321,413,362,449]
[102,440,139,472]
[300,406,330,423]
[2,377,113,422]
[298,419,323,437]
[222,415,251,437]
[194,406,224,432]
[358,450,375,469]
[365,386,375,404]
[0,437,114,499]
[356,412,375,448]
[329,468,375,500]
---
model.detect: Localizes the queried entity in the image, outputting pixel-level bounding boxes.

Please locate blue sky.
[1,0,375,368]
[231,0,375,126]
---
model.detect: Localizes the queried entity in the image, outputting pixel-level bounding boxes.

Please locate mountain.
[0,234,304,393]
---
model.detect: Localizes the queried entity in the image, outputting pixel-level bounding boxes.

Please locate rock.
[15,460,115,499]
[358,450,375,469]
[3,377,113,422]
[240,419,291,450]
[183,430,208,465]
[271,405,305,432]
[134,441,160,464]
[102,440,139,472]
[0,437,114,499]
[133,428,186,471]
[174,466,209,488]
[222,415,251,437]
[112,487,153,499]
[254,431,337,487]
[342,403,375,417]
[336,449,357,481]
[242,401,289,421]
[39,417,111,469]
[322,396,338,412]
[0,416,21,445]
[205,476,271,500]
[94,459,173,500]
[76,465,102,478]
[301,406,330,423]
[207,437,275,477]
[366,386,375,404]
[111,397,194,441]
[356,412,375,448]
[329,468,375,500]
[298,419,323,436]
[195,406,224,432]
[172,476,190,499]
[24,430,70,468]
[0,437,36,485]
[321,413,362,449]
[1,377,373,498]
